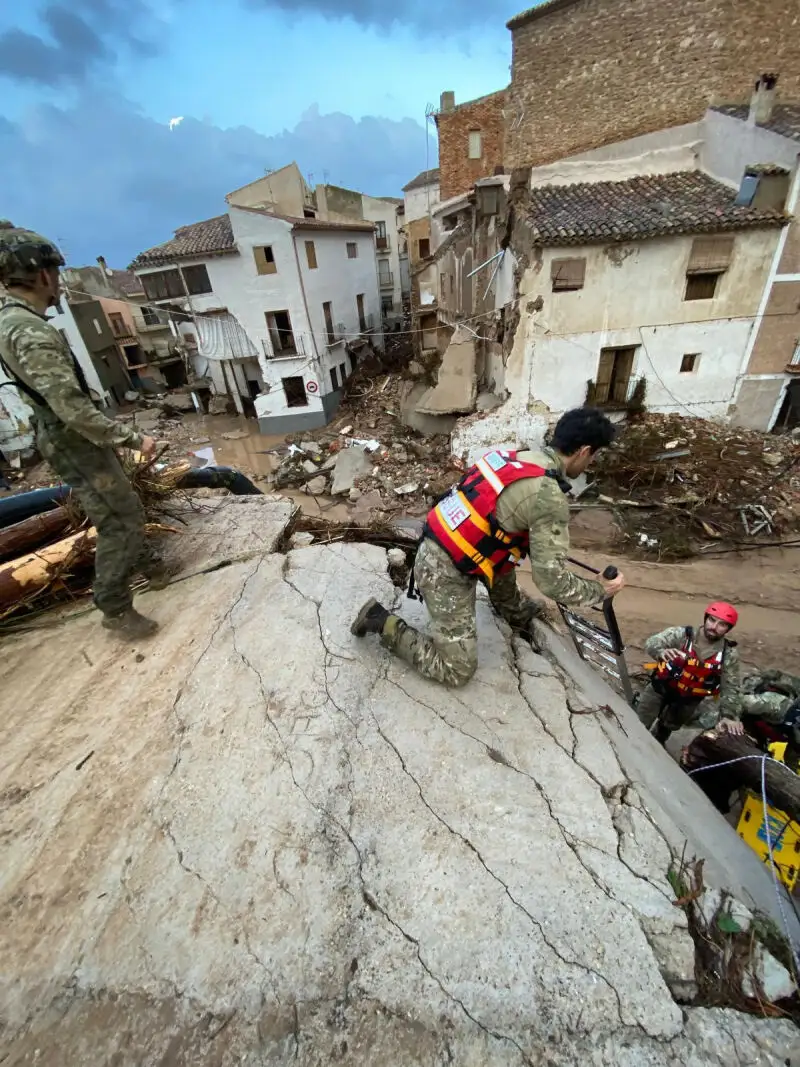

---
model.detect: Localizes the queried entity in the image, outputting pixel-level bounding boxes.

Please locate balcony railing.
[262,333,305,359]
[379,271,394,289]
[376,235,390,251]
[134,311,171,331]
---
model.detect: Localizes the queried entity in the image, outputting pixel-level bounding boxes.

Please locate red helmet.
[705,601,738,628]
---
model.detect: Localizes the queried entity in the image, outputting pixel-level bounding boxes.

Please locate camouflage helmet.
[0,221,65,285]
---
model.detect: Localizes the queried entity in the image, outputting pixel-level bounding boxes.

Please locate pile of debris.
[272,356,459,518]
[593,413,800,558]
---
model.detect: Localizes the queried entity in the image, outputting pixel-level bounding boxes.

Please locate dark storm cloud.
[245,0,523,33]
[1,97,433,265]
[0,0,159,87]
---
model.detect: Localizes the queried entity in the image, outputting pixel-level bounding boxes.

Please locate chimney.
[748,73,778,126]
[440,91,455,113]
[96,255,110,276]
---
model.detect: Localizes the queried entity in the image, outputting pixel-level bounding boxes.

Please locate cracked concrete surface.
[1,535,799,1066]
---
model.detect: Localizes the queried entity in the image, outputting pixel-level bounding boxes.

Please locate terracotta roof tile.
[523,171,786,247]
[402,168,440,192]
[711,104,800,142]
[130,214,236,268]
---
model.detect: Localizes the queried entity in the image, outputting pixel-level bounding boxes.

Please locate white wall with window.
[504,229,778,418]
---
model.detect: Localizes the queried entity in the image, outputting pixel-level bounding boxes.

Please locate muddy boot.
[351,598,390,637]
[102,608,159,641]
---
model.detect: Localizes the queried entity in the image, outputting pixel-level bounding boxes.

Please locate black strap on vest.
[0,301,93,410]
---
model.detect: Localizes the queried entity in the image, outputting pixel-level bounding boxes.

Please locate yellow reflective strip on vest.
[475,456,505,494]
[455,490,492,536]
[433,502,495,582]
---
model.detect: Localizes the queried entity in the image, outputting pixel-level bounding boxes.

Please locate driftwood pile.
[0,455,194,629]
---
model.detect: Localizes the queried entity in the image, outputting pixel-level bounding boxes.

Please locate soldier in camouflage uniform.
[0,221,160,641]
[741,667,800,723]
[351,408,625,687]
[635,605,743,742]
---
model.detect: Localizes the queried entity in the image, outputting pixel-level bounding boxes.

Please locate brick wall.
[436,90,506,201]
[505,0,800,169]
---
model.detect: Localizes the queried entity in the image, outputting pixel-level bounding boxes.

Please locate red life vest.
[652,627,728,699]
[423,449,567,586]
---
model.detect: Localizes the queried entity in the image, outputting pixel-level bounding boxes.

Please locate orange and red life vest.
[652,627,728,700]
[423,449,568,586]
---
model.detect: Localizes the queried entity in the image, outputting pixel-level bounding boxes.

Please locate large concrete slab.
[1,542,798,1065]
[414,325,477,416]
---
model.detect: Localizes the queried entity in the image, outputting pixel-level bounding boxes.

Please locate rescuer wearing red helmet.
[635,602,743,744]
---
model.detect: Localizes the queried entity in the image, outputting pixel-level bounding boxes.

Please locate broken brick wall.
[436,91,506,201]
[505,0,800,170]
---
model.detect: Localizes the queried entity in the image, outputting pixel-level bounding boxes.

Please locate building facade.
[504,0,800,170]
[435,91,506,201]
[402,168,441,359]
[132,206,382,434]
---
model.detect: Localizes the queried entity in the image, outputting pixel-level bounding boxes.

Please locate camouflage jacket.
[0,293,142,451]
[494,446,605,608]
[742,667,800,699]
[644,624,742,719]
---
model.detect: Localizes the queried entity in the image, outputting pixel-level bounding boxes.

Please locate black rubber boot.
[102,608,159,641]
[652,720,672,747]
[350,598,390,637]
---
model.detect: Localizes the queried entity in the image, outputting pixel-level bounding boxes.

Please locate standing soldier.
[636,603,743,743]
[0,221,160,640]
[351,407,625,687]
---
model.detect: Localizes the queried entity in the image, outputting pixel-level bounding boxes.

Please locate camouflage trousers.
[36,418,150,617]
[635,683,716,732]
[741,692,794,723]
[381,537,542,688]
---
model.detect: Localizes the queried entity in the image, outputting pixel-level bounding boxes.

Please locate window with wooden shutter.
[551,257,586,292]
[305,241,318,269]
[253,246,276,275]
[594,347,636,405]
[686,236,734,274]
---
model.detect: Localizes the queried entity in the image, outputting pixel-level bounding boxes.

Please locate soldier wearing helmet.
[635,601,743,744]
[0,221,160,641]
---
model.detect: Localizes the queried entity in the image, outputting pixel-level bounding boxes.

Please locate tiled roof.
[523,170,786,247]
[402,168,440,192]
[508,0,581,30]
[130,214,236,268]
[711,104,800,142]
[231,204,375,232]
[745,163,790,176]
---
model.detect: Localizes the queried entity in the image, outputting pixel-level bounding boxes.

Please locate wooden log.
[687,731,800,824]
[0,507,72,563]
[0,528,97,611]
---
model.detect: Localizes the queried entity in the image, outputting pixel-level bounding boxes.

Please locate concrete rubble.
[414,325,478,417]
[1,497,799,1065]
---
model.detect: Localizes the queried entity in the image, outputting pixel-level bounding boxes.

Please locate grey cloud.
[0,0,161,87]
[245,0,521,33]
[1,96,434,265]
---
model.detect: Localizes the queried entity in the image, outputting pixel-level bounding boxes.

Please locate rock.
[305,476,327,496]
[408,360,424,376]
[697,887,724,929]
[300,441,319,454]
[124,390,141,403]
[394,449,409,464]
[331,446,371,495]
[387,548,406,567]
[348,487,362,502]
[274,455,307,489]
[162,391,195,412]
[207,396,230,415]
[408,440,428,459]
[221,429,251,441]
[132,411,161,432]
[743,945,797,1002]
[339,425,353,436]
[393,482,419,495]
[290,532,315,548]
[476,391,503,412]
[301,460,319,475]
[762,452,783,467]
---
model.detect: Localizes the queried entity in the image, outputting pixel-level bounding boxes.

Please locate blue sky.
[1,0,529,267]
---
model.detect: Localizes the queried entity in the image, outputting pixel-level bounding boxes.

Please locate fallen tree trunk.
[0,507,72,563]
[686,731,800,824]
[0,528,96,612]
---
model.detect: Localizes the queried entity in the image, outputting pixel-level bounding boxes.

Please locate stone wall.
[436,90,506,200]
[505,0,800,169]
